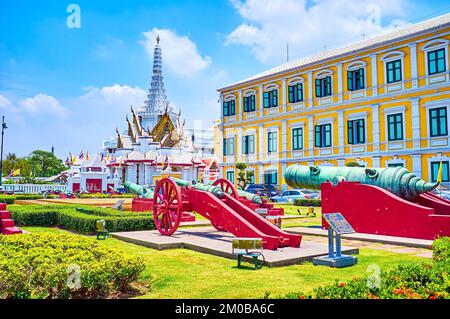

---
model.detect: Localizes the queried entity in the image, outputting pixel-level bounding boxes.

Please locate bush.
[78,193,135,199]
[277,237,450,299]
[0,194,60,204]
[0,233,145,298]
[8,204,154,234]
[0,195,15,204]
[293,199,321,207]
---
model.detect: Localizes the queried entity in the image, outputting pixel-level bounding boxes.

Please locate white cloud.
[141,28,212,77]
[0,94,17,112]
[20,93,68,118]
[226,0,409,64]
[81,84,146,104]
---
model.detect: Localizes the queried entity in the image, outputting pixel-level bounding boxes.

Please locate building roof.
[218,13,450,92]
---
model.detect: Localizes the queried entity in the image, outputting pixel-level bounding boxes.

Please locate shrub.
[0,233,145,298]
[8,204,154,234]
[78,193,135,199]
[293,199,321,207]
[276,237,450,299]
[0,195,15,204]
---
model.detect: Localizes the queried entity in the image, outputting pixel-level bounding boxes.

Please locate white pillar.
[259,84,264,117]
[236,127,242,162]
[259,164,264,184]
[337,159,345,167]
[281,120,287,160]
[281,162,287,191]
[258,123,264,161]
[411,154,422,178]
[337,110,344,154]
[282,78,287,112]
[307,71,313,108]
[337,63,343,103]
[370,54,378,97]
[372,104,380,152]
[308,116,314,154]
[238,90,243,119]
[411,98,421,149]
[372,156,381,168]
[219,125,224,163]
[409,42,418,88]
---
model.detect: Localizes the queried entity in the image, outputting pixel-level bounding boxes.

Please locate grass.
[22,226,427,299]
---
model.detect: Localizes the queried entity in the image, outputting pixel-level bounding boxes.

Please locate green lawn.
[22,226,426,299]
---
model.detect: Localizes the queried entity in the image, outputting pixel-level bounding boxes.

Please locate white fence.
[2,184,67,194]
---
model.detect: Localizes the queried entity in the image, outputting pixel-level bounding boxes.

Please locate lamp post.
[0,116,7,187]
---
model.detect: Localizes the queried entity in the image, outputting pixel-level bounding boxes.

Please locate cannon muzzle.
[124,180,154,198]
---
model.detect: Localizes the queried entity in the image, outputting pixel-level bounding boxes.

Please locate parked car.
[271,189,321,203]
[245,184,279,197]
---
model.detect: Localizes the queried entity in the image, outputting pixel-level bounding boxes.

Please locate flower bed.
[0,233,145,298]
[278,237,450,299]
[8,204,154,234]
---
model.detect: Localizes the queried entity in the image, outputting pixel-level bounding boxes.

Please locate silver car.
[271,189,320,203]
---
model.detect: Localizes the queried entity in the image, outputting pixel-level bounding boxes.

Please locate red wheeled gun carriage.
[148,178,301,250]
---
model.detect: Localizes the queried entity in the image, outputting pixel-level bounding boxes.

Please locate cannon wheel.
[153,178,182,236]
[212,178,238,199]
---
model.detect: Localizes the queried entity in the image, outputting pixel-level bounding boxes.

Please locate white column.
[259,84,264,117]
[282,78,287,113]
[258,123,264,161]
[259,164,264,184]
[337,159,345,167]
[236,127,242,162]
[307,71,313,108]
[281,162,287,191]
[238,90,243,119]
[337,110,344,154]
[281,120,287,160]
[411,98,421,149]
[370,54,378,97]
[337,63,343,103]
[411,154,422,178]
[308,116,314,154]
[372,156,381,168]
[219,125,224,163]
[409,42,418,88]
[372,104,380,152]
[219,93,224,120]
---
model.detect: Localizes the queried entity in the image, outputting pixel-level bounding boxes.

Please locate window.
[268,131,277,153]
[387,113,403,141]
[315,76,332,97]
[292,127,303,150]
[430,107,448,137]
[223,100,235,116]
[388,163,404,168]
[315,124,332,148]
[243,95,256,112]
[428,48,446,75]
[263,90,278,108]
[386,60,402,83]
[288,83,303,103]
[347,119,365,144]
[247,171,255,185]
[223,137,235,156]
[264,171,278,185]
[226,171,235,183]
[431,161,449,183]
[242,135,255,155]
[347,68,365,91]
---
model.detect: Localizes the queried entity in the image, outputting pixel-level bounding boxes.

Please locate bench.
[96,220,109,240]
[111,200,125,211]
[232,238,265,270]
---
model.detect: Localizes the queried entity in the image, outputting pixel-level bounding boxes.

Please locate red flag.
[7,168,14,178]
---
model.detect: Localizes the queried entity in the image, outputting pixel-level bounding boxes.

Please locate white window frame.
[346,111,368,153]
[421,39,449,85]
[383,106,406,150]
[423,99,450,148]
[427,154,450,185]
[381,51,405,92]
[386,156,406,168]
[287,76,305,109]
[314,118,334,155]
[267,127,279,155]
[346,61,367,99]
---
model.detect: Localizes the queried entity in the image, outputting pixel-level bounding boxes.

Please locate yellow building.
[217,13,450,190]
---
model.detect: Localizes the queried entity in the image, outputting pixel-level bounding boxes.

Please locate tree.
[345,161,364,167]
[1,153,32,177]
[28,150,66,177]
[235,162,254,190]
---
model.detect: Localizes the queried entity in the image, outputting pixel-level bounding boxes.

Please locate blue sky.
[1,0,449,159]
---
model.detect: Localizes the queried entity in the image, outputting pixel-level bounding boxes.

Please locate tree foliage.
[235,162,254,190]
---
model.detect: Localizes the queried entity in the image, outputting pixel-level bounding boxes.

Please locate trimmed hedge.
[0,194,60,204]
[276,237,450,299]
[293,199,321,207]
[79,193,135,199]
[0,233,145,298]
[0,195,15,204]
[8,204,155,234]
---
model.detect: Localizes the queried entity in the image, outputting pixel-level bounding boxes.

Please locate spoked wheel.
[153,178,182,236]
[212,178,238,199]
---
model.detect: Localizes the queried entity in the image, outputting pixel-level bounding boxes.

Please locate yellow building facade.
[217,14,450,190]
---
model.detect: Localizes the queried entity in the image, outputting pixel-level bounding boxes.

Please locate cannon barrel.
[284,165,438,201]
[124,180,154,199]
[171,177,225,198]
[235,189,263,204]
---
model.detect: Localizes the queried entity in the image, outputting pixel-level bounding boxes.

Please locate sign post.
[313,213,358,268]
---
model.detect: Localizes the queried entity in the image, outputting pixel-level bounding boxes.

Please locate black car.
[245,184,279,197]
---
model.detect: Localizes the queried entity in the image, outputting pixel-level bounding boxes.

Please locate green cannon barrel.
[284,165,438,201]
[124,180,154,199]
[235,189,263,204]
[171,177,225,198]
